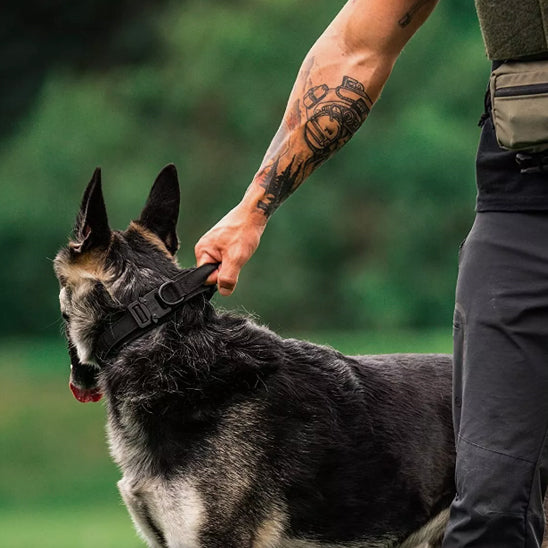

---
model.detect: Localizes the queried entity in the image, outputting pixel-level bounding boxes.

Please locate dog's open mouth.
[69,362,102,403]
[66,335,103,403]
[69,380,103,403]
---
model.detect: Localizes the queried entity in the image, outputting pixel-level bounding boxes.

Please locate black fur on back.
[102,306,454,544]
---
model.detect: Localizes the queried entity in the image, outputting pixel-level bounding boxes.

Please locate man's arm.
[195,0,438,295]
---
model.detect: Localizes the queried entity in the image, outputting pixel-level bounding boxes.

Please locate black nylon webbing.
[94,263,218,363]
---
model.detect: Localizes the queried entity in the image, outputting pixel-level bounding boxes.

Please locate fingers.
[217,259,241,296]
[194,243,243,294]
[195,242,246,296]
[194,204,265,296]
[195,249,220,285]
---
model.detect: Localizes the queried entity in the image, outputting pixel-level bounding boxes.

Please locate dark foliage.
[1,0,167,138]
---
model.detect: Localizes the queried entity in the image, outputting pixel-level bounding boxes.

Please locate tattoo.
[257,156,301,215]
[302,75,371,157]
[286,99,301,132]
[399,0,433,28]
[257,76,371,217]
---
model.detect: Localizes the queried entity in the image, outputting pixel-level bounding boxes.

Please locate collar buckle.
[127,300,153,328]
[128,289,173,328]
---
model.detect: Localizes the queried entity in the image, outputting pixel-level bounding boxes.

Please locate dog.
[54,164,456,548]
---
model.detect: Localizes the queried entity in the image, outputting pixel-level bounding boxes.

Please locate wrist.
[238,183,270,226]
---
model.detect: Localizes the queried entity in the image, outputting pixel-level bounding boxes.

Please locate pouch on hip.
[490,60,548,153]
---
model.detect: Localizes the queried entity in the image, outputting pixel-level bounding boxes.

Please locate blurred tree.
[1,0,167,138]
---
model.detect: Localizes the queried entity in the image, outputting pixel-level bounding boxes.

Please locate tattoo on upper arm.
[257,76,371,217]
[399,0,434,28]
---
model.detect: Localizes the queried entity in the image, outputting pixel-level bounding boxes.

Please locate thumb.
[217,261,240,296]
[195,250,220,285]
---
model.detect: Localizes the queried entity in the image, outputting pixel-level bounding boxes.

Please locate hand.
[195,202,267,296]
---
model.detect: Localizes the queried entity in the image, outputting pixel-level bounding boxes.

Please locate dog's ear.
[72,168,111,253]
[137,164,180,255]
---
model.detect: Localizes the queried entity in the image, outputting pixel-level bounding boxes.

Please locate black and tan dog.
[54,165,455,548]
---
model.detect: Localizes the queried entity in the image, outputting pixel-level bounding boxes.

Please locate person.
[194,0,548,545]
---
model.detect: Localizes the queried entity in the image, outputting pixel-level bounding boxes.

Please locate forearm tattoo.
[257,75,372,217]
[398,0,434,28]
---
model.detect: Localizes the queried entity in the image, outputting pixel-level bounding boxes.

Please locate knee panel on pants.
[456,436,534,518]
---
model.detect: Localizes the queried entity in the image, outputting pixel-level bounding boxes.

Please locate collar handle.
[95,263,219,362]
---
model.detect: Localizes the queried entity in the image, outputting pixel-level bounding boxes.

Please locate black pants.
[442,211,548,547]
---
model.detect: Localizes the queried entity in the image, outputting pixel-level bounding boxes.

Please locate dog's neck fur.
[99,299,369,479]
[100,304,281,472]
[102,303,282,406]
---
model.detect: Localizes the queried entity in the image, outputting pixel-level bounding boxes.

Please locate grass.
[0,506,141,548]
[0,331,452,547]
[289,327,452,355]
[0,338,140,547]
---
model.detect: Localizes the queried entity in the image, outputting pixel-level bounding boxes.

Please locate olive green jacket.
[475,0,548,60]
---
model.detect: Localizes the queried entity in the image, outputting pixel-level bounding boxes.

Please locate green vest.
[475,0,548,60]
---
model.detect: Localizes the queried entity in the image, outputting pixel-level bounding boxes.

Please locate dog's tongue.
[69,381,103,403]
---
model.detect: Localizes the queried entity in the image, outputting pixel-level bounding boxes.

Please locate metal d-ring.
[157,280,186,307]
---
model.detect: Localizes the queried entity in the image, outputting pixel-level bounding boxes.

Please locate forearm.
[195,0,438,295]
[246,48,388,218]
[240,0,438,218]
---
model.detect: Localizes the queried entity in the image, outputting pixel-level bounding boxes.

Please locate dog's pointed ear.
[137,164,180,255]
[72,168,111,253]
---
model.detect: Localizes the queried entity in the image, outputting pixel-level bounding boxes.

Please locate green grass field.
[0,331,452,547]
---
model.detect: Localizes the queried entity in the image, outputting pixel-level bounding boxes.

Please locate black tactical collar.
[95,263,218,363]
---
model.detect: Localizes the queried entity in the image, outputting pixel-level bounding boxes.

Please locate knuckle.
[228,248,247,266]
[219,269,238,287]
[219,275,237,288]
[194,243,204,256]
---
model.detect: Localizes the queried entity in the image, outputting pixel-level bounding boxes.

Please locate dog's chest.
[106,410,144,469]
[105,406,206,547]
[118,474,205,548]
[106,395,170,473]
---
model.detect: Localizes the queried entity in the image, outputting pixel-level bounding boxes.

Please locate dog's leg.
[195,510,285,548]
[398,508,449,548]
[118,478,168,548]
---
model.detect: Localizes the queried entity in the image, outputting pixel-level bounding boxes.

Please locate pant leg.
[443,211,548,548]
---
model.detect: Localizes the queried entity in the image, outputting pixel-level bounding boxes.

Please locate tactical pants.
[442,209,548,547]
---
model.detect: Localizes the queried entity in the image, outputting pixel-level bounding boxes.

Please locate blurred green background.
[1,0,483,545]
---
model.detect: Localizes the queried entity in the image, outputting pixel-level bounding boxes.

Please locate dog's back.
[108,316,454,548]
[257,347,455,547]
